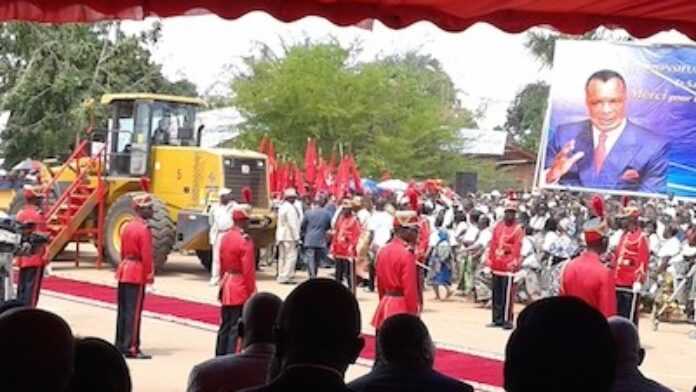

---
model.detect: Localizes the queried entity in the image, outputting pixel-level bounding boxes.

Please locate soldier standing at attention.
[612,205,649,325]
[216,204,256,356]
[115,194,155,359]
[486,198,523,330]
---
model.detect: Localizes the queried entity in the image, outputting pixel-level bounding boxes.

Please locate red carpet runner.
[42,276,504,387]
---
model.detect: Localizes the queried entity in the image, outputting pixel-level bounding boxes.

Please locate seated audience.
[0,299,24,315]
[349,314,473,392]
[608,316,673,392]
[504,296,616,392]
[0,308,75,392]
[187,292,283,392]
[244,278,364,392]
[67,337,132,392]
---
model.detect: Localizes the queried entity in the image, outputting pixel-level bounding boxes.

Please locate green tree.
[504,81,549,151]
[0,22,197,167]
[229,40,478,181]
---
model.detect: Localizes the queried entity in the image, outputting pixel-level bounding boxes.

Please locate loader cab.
[100,94,206,177]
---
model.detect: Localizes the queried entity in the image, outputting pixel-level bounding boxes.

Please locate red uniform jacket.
[487,221,523,275]
[371,238,419,329]
[219,228,256,306]
[115,218,154,285]
[15,205,48,268]
[560,251,617,318]
[330,214,361,259]
[415,217,430,263]
[612,228,649,287]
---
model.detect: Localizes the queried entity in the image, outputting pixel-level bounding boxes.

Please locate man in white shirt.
[276,188,302,284]
[208,188,235,286]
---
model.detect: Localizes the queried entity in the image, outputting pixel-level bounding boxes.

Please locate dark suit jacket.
[348,365,474,392]
[187,343,274,392]
[612,367,673,392]
[544,120,668,193]
[301,207,333,248]
[242,366,352,392]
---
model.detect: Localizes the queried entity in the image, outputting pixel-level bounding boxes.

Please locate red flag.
[304,137,317,184]
[259,135,269,154]
[314,158,328,193]
[336,156,351,200]
[348,155,363,195]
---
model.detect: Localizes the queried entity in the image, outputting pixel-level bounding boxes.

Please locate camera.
[0,217,50,255]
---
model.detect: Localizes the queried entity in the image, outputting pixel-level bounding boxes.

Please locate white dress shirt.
[592,118,627,156]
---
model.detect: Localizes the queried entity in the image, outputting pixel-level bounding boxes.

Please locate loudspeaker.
[455,172,477,196]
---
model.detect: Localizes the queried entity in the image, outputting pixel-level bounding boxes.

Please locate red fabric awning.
[2,1,696,38]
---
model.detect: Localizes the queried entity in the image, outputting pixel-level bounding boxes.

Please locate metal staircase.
[41,139,106,266]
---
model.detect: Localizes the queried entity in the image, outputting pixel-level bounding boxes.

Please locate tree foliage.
[229,40,478,180]
[0,22,197,167]
[504,81,550,151]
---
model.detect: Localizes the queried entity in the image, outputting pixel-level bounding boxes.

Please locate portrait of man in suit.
[544,69,668,193]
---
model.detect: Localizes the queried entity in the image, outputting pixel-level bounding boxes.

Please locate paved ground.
[35,247,696,391]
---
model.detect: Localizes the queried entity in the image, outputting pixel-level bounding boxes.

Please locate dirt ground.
[35,247,696,392]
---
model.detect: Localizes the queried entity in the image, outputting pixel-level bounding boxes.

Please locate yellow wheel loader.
[6,93,276,272]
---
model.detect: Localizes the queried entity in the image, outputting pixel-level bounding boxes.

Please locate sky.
[122,12,694,130]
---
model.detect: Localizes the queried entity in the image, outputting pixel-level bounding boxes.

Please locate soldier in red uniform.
[612,205,649,325]
[371,210,420,365]
[486,199,523,330]
[115,194,155,359]
[560,211,617,318]
[330,199,362,291]
[372,211,420,328]
[215,204,256,356]
[15,186,48,307]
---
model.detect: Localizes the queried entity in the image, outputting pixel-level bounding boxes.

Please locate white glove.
[146,284,156,293]
[632,282,642,294]
[483,266,491,275]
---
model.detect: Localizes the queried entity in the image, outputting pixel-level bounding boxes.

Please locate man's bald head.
[608,316,644,367]
[276,278,364,372]
[240,292,283,347]
[0,308,75,392]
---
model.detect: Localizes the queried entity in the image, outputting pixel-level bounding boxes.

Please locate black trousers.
[17,266,44,307]
[367,260,376,292]
[216,305,243,356]
[616,288,640,325]
[335,258,353,289]
[492,274,515,325]
[115,283,146,355]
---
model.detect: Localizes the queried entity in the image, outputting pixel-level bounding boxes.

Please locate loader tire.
[105,192,175,270]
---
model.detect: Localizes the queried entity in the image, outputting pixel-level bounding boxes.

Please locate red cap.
[232,204,252,222]
[393,210,419,229]
[131,194,153,209]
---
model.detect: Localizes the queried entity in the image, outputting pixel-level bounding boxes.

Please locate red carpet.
[42,276,504,387]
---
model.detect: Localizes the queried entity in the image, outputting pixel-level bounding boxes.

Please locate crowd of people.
[224,185,696,331]
[2,179,695,391]
[0,278,679,392]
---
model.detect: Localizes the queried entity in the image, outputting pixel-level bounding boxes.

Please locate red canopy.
[4,1,696,38]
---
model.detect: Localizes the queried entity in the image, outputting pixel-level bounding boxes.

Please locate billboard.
[538,40,696,199]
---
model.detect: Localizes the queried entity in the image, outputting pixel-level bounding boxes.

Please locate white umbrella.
[377,179,408,192]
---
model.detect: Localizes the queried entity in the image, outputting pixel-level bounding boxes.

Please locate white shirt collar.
[592,118,627,155]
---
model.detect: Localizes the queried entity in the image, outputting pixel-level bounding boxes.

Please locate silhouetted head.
[378,314,435,370]
[239,292,283,348]
[0,308,75,392]
[505,297,616,392]
[274,279,364,374]
[67,337,132,392]
[0,299,25,315]
[607,316,645,370]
